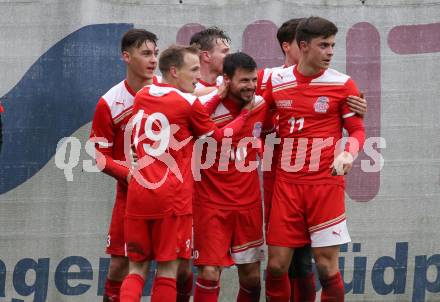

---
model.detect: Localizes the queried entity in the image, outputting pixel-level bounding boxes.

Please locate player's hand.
[347,92,366,117]
[193,86,216,97]
[331,151,354,176]
[217,81,229,99]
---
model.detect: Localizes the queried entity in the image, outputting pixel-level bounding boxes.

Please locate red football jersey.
[90,80,135,185]
[257,67,284,181]
[194,95,268,210]
[127,83,249,219]
[263,65,365,186]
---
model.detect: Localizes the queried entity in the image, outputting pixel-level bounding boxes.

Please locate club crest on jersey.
[252,122,263,138]
[275,99,293,109]
[314,96,330,113]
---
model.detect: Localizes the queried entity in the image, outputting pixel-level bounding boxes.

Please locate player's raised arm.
[190,97,250,141]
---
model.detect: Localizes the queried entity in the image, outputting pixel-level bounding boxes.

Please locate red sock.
[120,274,144,302]
[290,277,299,302]
[176,272,193,302]
[104,279,122,302]
[237,282,261,302]
[320,272,345,302]
[193,277,220,302]
[290,272,316,302]
[265,272,290,302]
[151,276,177,302]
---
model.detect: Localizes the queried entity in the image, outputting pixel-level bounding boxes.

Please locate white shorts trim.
[310,220,351,248]
[231,245,265,264]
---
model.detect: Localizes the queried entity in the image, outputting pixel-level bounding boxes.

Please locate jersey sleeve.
[262,74,275,107]
[90,98,129,183]
[341,78,365,156]
[256,69,265,96]
[190,99,249,141]
[198,90,221,115]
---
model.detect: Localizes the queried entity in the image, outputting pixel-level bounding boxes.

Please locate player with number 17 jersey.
[263,65,365,248]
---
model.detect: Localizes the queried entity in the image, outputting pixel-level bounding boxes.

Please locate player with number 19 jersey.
[127,82,249,220]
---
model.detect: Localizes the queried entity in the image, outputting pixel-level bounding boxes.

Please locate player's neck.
[126,73,153,93]
[297,60,322,77]
[200,64,219,85]
[283,57,297,68]
[160,77,177,89]
[226,93,249,109]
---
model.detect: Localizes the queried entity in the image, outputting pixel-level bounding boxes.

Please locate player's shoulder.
[250,95,268,114]
[259,66,284,86]
[101,80,134,106]
[148,84,198,105]
[311,68,351,85]
[198,89,218,105]
[270,65,296,86]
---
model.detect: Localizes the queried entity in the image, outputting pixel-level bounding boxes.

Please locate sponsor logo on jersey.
[314,96,330,113]
[252,122,263,138]
[275,99,292,109]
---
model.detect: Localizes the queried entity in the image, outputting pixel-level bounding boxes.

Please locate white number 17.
[288,117,304,133]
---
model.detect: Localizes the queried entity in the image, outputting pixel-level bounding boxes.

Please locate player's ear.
[201,50,210,62]
[121,51,130,63]
[299,40,308,51]
[223,74,231,84]
[282,42,290,54]
[169,66,178,78]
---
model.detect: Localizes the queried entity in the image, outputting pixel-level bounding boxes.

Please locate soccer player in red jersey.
[170,26,232,302]
[192,52,268,302]
[119,45,252,302]
[89,28,159,302]
[190,27,230,90]
[262,17,366,302]
[259,18,367,302]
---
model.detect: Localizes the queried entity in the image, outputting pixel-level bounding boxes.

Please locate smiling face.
[175,52,201,93]
[123,40,159,81]
[300,35,335,71]
[225,67,257,104]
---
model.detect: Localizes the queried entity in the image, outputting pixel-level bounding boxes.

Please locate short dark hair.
[223,52,257,79]
[296,17,338,47]
[159,44,199,76]
[121,29,158,52]
[276,18,304,54]
[189,26,231,51]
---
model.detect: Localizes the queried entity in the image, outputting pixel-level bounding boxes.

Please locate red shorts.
[193,205,265,267]
[266,180,351,248]
[106,185,127,256]
[124,214,192,262]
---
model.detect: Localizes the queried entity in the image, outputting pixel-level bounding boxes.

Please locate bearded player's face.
[228,68,257,104]
[124,40,159,81]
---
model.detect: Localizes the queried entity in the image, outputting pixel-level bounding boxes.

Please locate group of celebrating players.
[90,16,367,302]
